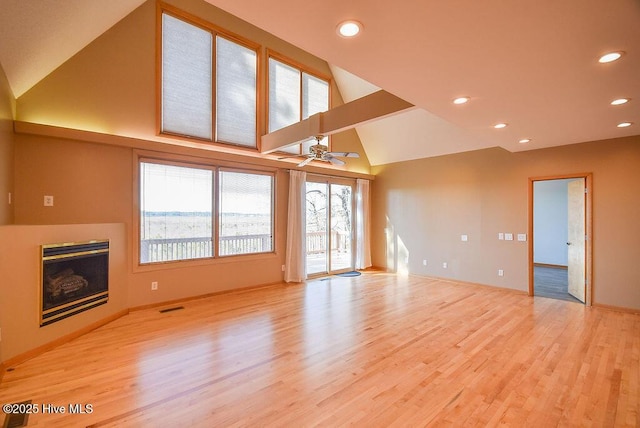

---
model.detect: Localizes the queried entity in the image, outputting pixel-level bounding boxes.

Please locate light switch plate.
[517,234,527,242]
[44,195,54,207]
[498,233,504,240]
[461,234,468,242]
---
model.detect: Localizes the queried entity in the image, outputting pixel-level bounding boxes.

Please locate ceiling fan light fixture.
[611,98,630,106]
[453,97,470,105]
[337,20,362,37]
[598,51,624,63]
[617,122,633,128]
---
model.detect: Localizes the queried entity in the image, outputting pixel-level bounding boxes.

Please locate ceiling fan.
[279,135,360,167]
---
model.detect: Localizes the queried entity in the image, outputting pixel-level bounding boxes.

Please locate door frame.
[528,173,593,305]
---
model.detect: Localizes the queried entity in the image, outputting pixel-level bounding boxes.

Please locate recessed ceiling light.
[519,138,531,144]
[337,20,362,37]
[611,98,630,105]
[453,97,470,105]
[494,123,508,129]
[617,122,633,128]
[598,51,624,63]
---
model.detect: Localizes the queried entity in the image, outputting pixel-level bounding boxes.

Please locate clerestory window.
[160,11,258,148]
[268,55,330,155]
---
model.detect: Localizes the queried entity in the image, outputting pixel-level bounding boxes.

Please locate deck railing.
[306,231,349,254]
[141,232,349,263]
[141,234,270,263]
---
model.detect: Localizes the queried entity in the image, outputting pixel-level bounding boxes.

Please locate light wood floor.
[1,273,639,427]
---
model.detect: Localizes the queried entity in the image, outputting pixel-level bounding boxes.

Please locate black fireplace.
[40,240,109,326]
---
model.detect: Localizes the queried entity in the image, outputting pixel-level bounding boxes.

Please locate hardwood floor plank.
[0,273,638,426]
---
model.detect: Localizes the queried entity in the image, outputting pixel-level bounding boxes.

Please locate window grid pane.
[216,36,257,147]
[269,58,301,154]
[140,162,213,263]
[162,14,213,140]
[219,171,274,256]
[302,72,329,153]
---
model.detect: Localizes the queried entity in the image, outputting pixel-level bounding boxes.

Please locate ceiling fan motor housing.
[310,144,329,157]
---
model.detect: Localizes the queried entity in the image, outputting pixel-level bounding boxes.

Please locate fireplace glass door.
[41,240,109,326]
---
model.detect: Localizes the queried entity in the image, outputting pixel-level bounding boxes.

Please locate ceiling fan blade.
[326,155,346,166]
[326,151,360,158]
[297,157,314,167]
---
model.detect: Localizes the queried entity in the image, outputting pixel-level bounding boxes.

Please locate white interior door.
[567,178,586,303]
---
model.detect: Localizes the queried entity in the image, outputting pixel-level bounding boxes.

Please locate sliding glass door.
[305,178,354,275]
[306,182,328,275]
[330,184,352,271]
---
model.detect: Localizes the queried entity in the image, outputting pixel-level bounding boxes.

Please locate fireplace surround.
[40,240,109,326]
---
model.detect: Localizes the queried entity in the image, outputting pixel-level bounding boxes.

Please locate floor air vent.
[159,306,184,314]
[2,400,31,428]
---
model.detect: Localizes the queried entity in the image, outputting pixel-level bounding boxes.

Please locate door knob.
[566,242,571,245]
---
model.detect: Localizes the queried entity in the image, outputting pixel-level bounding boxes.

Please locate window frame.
[135,151,277,270]
[266,50,332,155]
[217,168,275,257]
[139,158,216,264]
[157,3,261,149]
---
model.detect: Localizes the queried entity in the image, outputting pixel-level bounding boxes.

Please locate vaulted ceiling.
[0,0,638,165]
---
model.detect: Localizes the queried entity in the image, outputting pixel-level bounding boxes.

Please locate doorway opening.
[305,177,355,276]
[528,174,593,305]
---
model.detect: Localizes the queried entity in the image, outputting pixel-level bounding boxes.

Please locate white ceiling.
[0,0,638,165]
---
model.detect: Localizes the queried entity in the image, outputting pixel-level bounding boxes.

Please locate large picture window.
[160,11,258,147]
[139,161,274,264]
[268,56,330,154]
[140,162,213,263]
[219,170,274,256]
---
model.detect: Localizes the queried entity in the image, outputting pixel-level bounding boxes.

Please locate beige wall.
[371,136,640,310]
[0,62,14,224]
[16,1,155,139]
[14,135,133,225]
[0,224,128,362]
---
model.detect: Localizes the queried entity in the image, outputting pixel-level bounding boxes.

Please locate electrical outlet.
[151,281,158,290]
[461,234,468,242]
[498,269,504,277]
[44,195,54,207]
[442,262,447,269]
